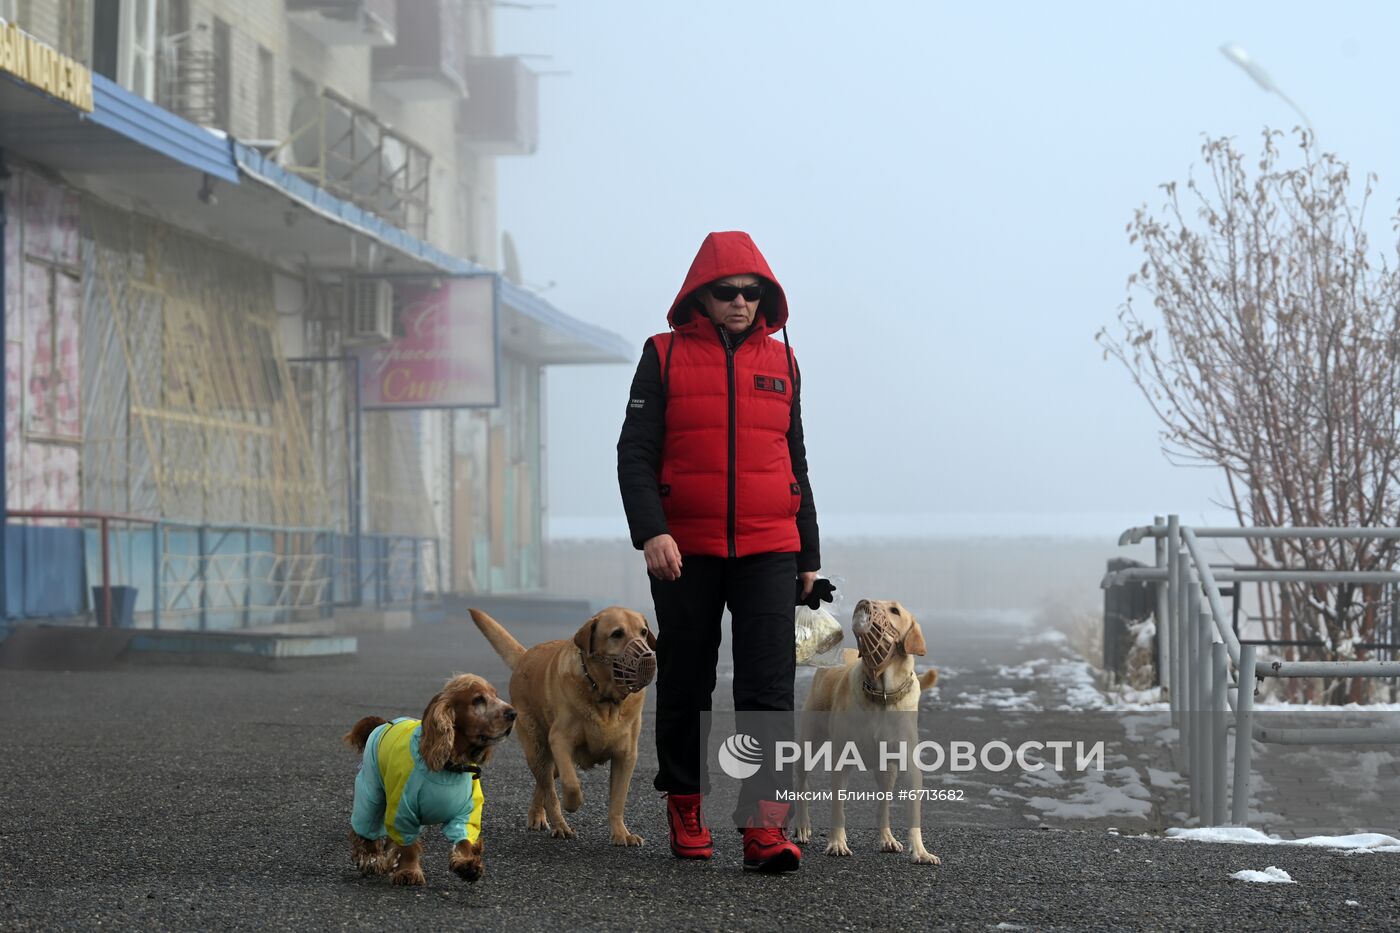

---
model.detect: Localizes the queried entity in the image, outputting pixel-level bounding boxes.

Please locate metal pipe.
[1231,644,1256,825]
[152,522,162,630]
[1255,659,1400,678]
[100,516,112,629]
[1102,567,1400,586]
[1167,515,1179,712]
[1253,725,1400,745]
[1196,607,1211,821]
[1181,528,1241,665]
[1121,525,1400,541]
[1211,640,1229,826]
[1186,576,1199,807]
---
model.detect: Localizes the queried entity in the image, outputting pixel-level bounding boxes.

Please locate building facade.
[1,1,625,630]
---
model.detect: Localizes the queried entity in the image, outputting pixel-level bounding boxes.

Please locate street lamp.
[1220,42,1315,138]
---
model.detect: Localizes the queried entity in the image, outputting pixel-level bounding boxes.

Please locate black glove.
[795,576,837,610]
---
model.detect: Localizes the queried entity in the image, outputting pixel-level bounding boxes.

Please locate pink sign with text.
[356,276,497,409]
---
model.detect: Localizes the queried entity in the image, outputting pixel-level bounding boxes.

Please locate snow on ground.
[951,687,1041,711]
[1165,826,1400,853]
[1230,866,1295,883]
[1026,766,1153,820]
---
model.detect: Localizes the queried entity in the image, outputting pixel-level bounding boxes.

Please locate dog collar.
[578,648,617,703]
[442,762,481,775]
[861,672,917,705]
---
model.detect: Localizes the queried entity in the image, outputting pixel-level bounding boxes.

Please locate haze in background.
[495,1,1398,539]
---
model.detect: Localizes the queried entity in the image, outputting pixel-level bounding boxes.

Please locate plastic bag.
[795,604,846,667]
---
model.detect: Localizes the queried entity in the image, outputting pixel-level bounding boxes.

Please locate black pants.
[651,552,796,821]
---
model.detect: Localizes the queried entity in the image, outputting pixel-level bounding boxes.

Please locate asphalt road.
[2,613,1397,931]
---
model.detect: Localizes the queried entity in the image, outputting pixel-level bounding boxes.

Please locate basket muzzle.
[854,603,904,676]
[609,636,657,693]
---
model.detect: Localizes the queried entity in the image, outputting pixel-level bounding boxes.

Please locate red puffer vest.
[652,232,802,558]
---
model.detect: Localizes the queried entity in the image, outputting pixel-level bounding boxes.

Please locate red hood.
[666,231,788,335]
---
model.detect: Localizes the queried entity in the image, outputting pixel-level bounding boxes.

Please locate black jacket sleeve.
[616,339,669,550]
[788,362,821,572]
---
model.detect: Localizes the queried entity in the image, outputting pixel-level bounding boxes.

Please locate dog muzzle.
[854,604,903,676]
[608,637,657,694]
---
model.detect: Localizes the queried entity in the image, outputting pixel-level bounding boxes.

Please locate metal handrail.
[1110,515,1400,828]
[7,508,159,629]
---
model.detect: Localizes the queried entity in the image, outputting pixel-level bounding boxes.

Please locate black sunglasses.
[707,282,765,303]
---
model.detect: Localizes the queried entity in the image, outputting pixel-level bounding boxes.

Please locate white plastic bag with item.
[795,575,847,667]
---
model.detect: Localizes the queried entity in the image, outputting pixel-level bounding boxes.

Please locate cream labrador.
[794,598,941,864]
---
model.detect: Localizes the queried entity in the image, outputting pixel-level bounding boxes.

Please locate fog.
[495,0,1400,540]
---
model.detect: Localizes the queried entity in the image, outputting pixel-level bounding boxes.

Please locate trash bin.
[91,585,138,629]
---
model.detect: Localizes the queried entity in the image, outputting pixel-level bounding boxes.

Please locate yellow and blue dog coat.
[351,717,484,847]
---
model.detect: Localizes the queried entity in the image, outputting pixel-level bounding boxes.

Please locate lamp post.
[1220,43,1315,138]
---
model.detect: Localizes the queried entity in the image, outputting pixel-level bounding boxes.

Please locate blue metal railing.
[4,510,439,631]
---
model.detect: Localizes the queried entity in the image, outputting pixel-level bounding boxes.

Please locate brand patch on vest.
[790,483,801,496]
[754,375,787,394]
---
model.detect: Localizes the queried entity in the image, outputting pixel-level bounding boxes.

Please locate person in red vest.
[617,231,822,873]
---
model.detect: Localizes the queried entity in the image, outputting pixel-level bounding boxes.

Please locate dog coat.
[350,717,484,846]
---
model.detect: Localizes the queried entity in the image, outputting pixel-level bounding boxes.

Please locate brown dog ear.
[643,625,657,651]
[573,616,599,656]
[902,623,927,657]
[419,693,456,772]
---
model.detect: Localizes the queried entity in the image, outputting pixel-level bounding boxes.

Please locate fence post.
[100,516,112,628]
[1197,608,1213,824]
[1154,516,1168,691]
[198,525,208,631]
[152,521,162,630]
[1231,643,1257,825]
[1211,639,1228,826]
[1184,568,1198,770]
[1167,516,1180,720]
[244,528,253,628]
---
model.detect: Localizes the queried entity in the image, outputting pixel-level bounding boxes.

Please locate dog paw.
[825,839,852,857]
[391,867,426,886]
[550,821,577,840]
[527,809,550,831]
[561,785,584,812]
[879,833,904,854]
[794,826,812,845]
[451,858,484,883]
[611,829,645,847]
[911,849,941,865]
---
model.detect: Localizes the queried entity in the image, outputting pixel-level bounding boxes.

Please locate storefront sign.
[0,19,94,112]
[357,275,498,409]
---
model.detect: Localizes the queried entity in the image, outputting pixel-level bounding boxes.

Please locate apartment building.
[1,1,625,630]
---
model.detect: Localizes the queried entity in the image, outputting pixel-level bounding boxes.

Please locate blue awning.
[0,72,237,181]
[234,142,631,365]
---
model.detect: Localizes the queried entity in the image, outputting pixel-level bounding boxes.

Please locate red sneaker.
[665,792,714,859]
[741,800,801,873]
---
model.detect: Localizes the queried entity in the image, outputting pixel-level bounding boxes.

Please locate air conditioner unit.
[344,278,395,343]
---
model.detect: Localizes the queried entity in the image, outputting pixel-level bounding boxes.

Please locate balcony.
[272,90,431,239]
[372,0,467,101]
[458,57,538,156]
[287,0,397,48]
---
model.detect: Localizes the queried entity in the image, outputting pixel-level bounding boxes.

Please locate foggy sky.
[494,1,1399,537]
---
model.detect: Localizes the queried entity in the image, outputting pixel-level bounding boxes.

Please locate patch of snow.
[1167,826,1400,853]
[1021,629,1069,647]
[952,687,1041,711]
[1231,866,1295,883]
[1346,899,1361,907]
[1027,767,1152,820]
[1147,767,1183,789]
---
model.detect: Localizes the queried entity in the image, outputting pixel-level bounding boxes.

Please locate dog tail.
[919,668,939,692]
[343,715,389,752]
[468,608,527,669]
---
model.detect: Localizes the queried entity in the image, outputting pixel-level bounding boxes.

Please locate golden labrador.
[794,598,941,864]
[468,606,656,846]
